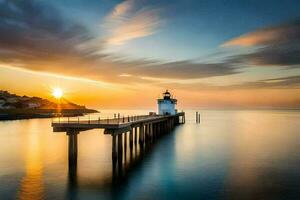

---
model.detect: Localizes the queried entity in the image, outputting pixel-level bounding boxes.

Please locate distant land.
[0,90,97,120]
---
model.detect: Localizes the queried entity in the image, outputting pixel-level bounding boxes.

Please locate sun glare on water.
[52,88,63,99]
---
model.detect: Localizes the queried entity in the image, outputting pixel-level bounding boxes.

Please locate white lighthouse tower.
[157,90,177,115]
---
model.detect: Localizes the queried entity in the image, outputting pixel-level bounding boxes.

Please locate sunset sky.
[0,0,300,109]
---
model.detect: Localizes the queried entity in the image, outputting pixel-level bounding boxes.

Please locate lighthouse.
[157,90,177,115]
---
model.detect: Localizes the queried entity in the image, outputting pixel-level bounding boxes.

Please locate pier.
[52,112,185,170]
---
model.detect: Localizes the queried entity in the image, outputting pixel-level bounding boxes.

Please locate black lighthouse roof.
[157,90,177,104]
[163,90,171,100]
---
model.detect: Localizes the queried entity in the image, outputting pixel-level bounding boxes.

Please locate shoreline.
[0,108,98,121]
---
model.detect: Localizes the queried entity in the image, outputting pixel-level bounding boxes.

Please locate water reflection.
[18,125,44,200]
[112,135,156,182]
[67,161,78,200]
[1,110,300,200]
[225,111,300,199]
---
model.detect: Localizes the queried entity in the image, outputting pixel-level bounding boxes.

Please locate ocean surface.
[0,110,300,200]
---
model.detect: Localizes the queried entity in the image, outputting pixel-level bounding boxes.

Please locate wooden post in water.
[145,124,149,142]
[112,135,117,160]
[154,123,156,139]
[139,124,144,145]
[144,124,147,143]
[129,129,133,148]
[149,124,151,142]
[166,121,168,133]
[67,130,79,168]
[124,132,127,155]
[117,134,123,162]
[147,123,150,142]
[149,123,153,143]
[139,125,142,144]
[158,122,161,135]
[154,123,157,140]
[134,127,138,144]
[142,124,145,144]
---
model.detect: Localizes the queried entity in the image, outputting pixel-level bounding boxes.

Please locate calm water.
[0,110,300,200]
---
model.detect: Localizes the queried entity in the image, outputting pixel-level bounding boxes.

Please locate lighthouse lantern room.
[157,90,177,115]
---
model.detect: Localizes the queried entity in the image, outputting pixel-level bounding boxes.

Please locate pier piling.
[196,112,201,123]
[118,134,123,162]
[134,127,138,144]
[112,135,117,160]
[124,132,127,155]
[129,129,133,148]
[67,130,79,168]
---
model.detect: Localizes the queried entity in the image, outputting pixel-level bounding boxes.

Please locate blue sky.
[49,0,300,61]
[0,0,300,108]
[60,0,300,59]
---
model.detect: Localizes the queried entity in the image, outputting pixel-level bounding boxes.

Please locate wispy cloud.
[106,0,135,20]
[222,20,300,67]
[155,75,300,92]
[232,75,300,89]
[223,20,300,47]
[103,0,163,46]
[123,60,239,79]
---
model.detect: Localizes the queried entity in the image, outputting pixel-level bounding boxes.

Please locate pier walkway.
[52,112,185,169]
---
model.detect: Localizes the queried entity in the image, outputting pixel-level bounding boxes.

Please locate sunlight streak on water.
[18,123,44,200]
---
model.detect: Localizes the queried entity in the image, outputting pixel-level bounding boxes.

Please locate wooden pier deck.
[51,112,185,169]
[53,113,184,133]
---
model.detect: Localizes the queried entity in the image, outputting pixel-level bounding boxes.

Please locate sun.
[52,88,63,99]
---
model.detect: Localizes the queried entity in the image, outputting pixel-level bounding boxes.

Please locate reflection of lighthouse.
[157,90,177,115]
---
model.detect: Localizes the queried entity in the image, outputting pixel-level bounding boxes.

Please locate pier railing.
[51,114,160,125]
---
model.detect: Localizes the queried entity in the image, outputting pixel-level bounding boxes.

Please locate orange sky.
[1,66,299,109]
